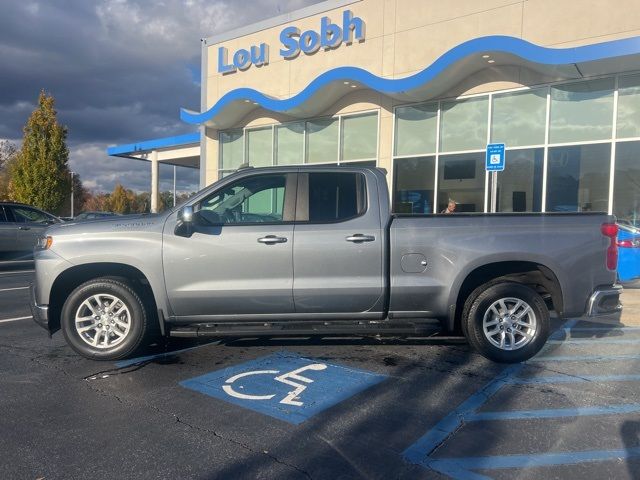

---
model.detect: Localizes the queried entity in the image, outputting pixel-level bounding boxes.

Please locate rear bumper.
[585,284,623,317]
[29,283,50,333]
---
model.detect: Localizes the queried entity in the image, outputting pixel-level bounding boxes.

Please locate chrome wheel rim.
[74,294,131,349]
[482,297,537,351]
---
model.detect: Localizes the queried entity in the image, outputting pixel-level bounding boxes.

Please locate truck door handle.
[257,235,288,244]
[18,226,31,231]
[346,234,375,243]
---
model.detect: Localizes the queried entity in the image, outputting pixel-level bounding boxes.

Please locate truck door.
[292,170,384,314]
[163,172,297,317]
[0,206,18,255]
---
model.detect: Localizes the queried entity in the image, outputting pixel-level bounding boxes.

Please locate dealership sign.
[217,10,365,74]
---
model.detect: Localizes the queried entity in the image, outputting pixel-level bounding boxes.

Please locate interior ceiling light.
[482,54,490,59]
[487,59,496,63]
[343,81,350,85]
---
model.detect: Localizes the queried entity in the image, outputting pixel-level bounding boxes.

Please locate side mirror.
[176,205,195,237]
[179,205,194,223]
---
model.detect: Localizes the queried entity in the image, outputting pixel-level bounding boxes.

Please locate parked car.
[74,211,121,221]
[0,202,62,260]
[30,166,621,363]
[617,223,640,283]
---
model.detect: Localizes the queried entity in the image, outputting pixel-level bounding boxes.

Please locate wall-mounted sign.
[217,10,365,74]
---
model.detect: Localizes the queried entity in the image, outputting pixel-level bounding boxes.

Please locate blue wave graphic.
[181,35,640,124]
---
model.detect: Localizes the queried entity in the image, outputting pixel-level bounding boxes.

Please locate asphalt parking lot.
[1,265,639,480]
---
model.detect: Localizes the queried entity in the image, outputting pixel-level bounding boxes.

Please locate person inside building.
[441,199,457,214]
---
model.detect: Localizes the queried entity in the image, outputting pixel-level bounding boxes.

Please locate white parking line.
[0,270,34,275]
[0,287,30,292]
[0,316,32,324]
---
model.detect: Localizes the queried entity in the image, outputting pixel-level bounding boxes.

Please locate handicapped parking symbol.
[222,363,328,406]
[180,352,387,424]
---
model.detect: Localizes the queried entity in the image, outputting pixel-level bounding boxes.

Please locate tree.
[10,91,71,214]
[0,140,18,201]
[109,183,131,214]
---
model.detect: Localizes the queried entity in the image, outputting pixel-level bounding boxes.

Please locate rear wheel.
[61,278,151,360]
[462,281,549,363]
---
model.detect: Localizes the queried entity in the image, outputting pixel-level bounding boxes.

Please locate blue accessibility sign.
[486,143,506,171]
[180,351,387,424]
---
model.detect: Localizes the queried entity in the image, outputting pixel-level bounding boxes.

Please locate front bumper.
[29,283,50,333]
[586,284,623,317]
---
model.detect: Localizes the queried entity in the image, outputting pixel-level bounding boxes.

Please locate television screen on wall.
[444,159,476,180]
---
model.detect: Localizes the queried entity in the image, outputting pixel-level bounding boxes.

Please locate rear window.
[306,172,366,222]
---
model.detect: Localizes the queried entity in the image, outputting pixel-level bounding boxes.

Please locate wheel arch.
[448,260,563,332]
[48,263,161,335]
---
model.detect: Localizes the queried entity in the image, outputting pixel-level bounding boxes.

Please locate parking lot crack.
[171,415,313,480]
[80,377,313,480]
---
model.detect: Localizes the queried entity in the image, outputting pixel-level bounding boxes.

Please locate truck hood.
[46,213,168,237]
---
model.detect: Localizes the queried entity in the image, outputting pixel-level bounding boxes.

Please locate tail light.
[601,223,618,270]
[617,239,640,248]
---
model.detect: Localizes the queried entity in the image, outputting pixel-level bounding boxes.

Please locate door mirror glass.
[179,205,194,223]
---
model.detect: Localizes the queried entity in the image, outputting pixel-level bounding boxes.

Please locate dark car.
[73,211,121,221]
[0,202,62,260]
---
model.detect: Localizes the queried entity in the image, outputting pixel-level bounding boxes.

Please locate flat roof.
[106,132,200,156]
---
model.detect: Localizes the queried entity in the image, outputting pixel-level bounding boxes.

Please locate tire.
[461,281,549,363]
[61,278,151,360]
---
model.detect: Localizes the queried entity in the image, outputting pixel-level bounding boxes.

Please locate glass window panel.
[275,122,304,165]
[491,89,547,147]
[613,141,640,226]
[617,75,640,139]
[437,152,485,212]
[199,174,287,224]
[341,112,378,161]
[246,127,272,167]
[440,97,488,152]
[488,148,543,212]
[393,156,436,214]
[306,118,338,163]
[220,130,244,170]
[306,172,366,222]
[546,143,611,212]
[549,78,614,143]
[395,103,438,156]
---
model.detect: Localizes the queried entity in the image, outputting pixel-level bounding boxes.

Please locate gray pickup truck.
[30,166,622,363]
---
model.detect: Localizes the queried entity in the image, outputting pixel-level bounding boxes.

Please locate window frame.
[194,172,298,226]
[294,170,369,224]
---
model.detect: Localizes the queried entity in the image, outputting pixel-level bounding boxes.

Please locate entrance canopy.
[107,132,200,169]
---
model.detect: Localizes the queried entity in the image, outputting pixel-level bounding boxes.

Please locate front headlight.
[35,235,53,250]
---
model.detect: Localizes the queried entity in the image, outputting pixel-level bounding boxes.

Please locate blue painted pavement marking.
[529,353,640,362]
[467,403,640,421]
[180,351,387,424]
[402,363,525,463]
[548,338,640,345]
[510,374,640,384]
[403,318,640,479]
[429,447,640,480]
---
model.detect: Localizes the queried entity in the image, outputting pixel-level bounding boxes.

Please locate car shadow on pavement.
[622,420,640,480]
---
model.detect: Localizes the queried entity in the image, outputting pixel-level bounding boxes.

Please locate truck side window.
[0,206,7,223]
[197,174,288,224]
[300,172,366,222]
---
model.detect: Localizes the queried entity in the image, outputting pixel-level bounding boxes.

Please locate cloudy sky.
[0,0,320,194]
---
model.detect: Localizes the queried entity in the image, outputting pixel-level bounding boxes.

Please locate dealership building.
[108,0,640,221]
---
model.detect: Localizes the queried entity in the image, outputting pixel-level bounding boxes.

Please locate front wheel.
[462,281,549,363]
[61,278,151,360]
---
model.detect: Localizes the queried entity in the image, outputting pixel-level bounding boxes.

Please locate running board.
[168,319,442,338]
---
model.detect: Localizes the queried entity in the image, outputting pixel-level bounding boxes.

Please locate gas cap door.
[401,253,428,273]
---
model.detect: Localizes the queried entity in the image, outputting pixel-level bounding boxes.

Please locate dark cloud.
[0,0,320,193]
